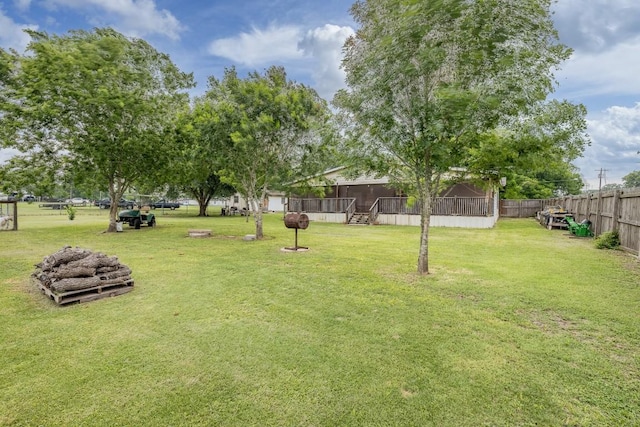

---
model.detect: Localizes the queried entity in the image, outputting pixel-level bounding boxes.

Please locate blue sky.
[1,0,639,189]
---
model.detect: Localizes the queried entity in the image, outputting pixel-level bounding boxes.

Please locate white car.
[67,197,88,206]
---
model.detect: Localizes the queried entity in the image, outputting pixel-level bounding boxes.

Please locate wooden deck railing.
[375,197,492,216]
[290,196,493,217]
[345,198,357,223]
[433,197,493,216]
[288,198,356,214]
[375,197,420,215]
[368,198,380,223]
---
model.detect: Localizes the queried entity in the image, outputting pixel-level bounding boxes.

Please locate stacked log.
[33,246,133,301]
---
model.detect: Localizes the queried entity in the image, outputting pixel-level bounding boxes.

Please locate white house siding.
[267,194,286,212]
[224,192,286,212]
[376,214,497,228]
[305,212,348,223]
[305,212,498,228]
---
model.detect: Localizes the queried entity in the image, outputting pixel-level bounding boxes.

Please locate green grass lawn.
[1,203,639,426]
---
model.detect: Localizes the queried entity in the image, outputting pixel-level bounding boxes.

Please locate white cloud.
[575,103,640,186]
[42,0,184,40]
[556,38,640,98]
[14,0,32,12]
[0,8,37,51]
[299,24,354,101]
[551,1,640,186]
[553,0,640,53]
[208,24,304,66]
[207,23,355,101]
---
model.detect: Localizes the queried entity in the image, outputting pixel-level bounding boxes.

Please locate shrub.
[594,230,620,249]
[65,205,76,220]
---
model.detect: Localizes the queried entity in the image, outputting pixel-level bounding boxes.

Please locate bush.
[65,205,76,220]
[594,230,620,249]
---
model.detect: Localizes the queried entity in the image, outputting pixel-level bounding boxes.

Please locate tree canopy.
[199,66,334,239]
[170,104,236,216]
[501,168,584,199]
[622,170,640,188]
[0,28,194,230]
[334,0,589,274]
[465,99,588,198]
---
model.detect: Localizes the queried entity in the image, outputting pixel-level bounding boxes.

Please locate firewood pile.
[33,246,134,305]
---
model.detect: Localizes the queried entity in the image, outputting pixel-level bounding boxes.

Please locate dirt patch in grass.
[400,387,417,399]
[525,309,584,335]
[522,309,636,370]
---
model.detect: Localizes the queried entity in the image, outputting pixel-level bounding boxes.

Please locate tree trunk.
[417,194,432,275]
[198,202,208,217]
[245,187,263,239]
[66,252,119,269]
[252,197,263,239]
[253,188,269,239]
[50,270,132,292]
[51,276,102,292]
[108,203,119,232]
[107,185,125,232]
[189,188,209,217]
[200,193,211,217]
[50,266,96,279]
[40,246,92,270]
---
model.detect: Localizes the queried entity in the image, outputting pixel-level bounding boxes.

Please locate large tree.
[334,0,589,274]
[0,153,64,199]
[500,169,583,199]
[463,99,588,198]
[0,28,194,231]
[170,104,236,216]
[622,170,640,189]
[200,66,334,239]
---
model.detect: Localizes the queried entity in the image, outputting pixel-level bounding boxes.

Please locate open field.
[1,203,639,426]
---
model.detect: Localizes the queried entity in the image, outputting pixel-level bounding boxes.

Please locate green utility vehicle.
[564,215,593,237]
[118,206,156,229]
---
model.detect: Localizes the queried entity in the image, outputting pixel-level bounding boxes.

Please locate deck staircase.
[348,212,370,225]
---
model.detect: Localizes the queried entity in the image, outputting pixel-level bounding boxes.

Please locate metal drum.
[284,213,309,230]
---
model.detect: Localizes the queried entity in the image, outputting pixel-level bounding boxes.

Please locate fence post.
[595,191,602,236]
[519,200,523,218]
[612,190,621,232]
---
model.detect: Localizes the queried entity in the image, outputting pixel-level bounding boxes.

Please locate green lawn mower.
[564,215,593,237]
[118,206,156,229]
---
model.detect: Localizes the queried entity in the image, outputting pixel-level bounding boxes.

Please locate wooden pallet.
[37,279,134,305]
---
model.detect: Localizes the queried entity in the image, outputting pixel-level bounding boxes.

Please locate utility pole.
[596,168,609,191]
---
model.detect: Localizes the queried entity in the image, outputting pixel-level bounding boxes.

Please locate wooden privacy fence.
[546,189,640,255]
[501,191,640,255]
[500,199,545,218]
